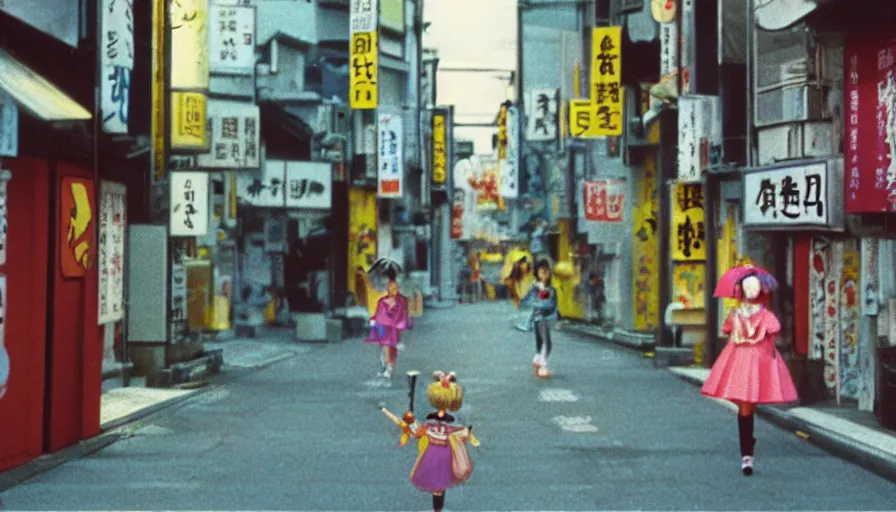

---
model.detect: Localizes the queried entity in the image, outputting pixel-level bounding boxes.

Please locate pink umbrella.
[713,264,778,299]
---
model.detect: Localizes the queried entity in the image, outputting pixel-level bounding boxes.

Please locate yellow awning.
[0,48,91,122]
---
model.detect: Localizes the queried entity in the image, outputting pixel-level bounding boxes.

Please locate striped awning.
[0,48,91,122]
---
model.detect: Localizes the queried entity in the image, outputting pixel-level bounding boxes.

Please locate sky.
[423,0,517,155]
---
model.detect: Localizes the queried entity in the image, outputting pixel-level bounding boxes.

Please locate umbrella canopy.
[713,264,778,299]
[367,258,403,291]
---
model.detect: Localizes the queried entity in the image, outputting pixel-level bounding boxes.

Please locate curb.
[671,371,896,484]
[559,322,654,352]
[0,385,215,493]
[224,351,297,370]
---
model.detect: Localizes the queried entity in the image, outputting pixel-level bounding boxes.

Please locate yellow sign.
[569,100,600,138]
[169,0,209,90]
[633,122,661,330]
[348,187,378,299]
[590,26,623,136]
[350,31,378,109]
[432,114,447,185]
[671,183,706,261]
[151,0,167,180]
[380,0,405,33]
[672,263,706,310]
[497,104,508,159]
[171,91,208,151]
[717,202,740,332]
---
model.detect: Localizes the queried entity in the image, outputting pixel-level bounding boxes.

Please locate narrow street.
[2,302,893,511]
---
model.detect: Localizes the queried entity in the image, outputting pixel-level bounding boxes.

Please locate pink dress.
[701,305,799,404]
[364,295,408,348]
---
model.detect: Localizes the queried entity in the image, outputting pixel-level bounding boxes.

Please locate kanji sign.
[209,6,255,75]
[432,113,447,185]
[659,16,678,77]
[170,172,209,236]
[170,0,209,90]
[500,106,519,198]
[350,31,378,110]
[844,34,896,212]
[671,183,705,261]
[583,180,625,222]
[497,103,509,159]
[0,91,17,157]
[350,0,378,33]
[171,91,208,151]
[377,113,403,198]
[569,99,599,138]
[100,0,134,134]
[285,161,332,210]
[98,181,127,325]
[678,95,722,182]
[196,100,259,169]
[743,162,833,227]
[590,26,623,136]
[237,161,285,207]
[526,89,558,142]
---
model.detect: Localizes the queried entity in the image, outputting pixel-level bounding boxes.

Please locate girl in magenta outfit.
[365,279,409,379]
[701,274,798,476]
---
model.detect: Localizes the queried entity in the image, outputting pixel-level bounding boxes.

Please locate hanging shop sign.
[677,95,722,182]
[742,159,845,230]
[526,89,558,142]
[377,113,403,198]
[0,170,10,265]
[196,100,260,169]
[589,26,623,136]
[500,105,519,198]
[0,91,18,157]
[285,161,333,210]
[170,0,210,90]
[844,34,896,213]
[670,183,705,262]
[209,6,256,75]
[349,31,378,109]
[170,172,209,236]
[431,111,448,187]
[659,14,678,77]
[60,177,96,278]
[238,160,285,207]
[171,91,209,151]
[583,180,625,223]
[98,182,127,325]
[568,100,600,139]
[100,0,134,134]
[350,0,379,33]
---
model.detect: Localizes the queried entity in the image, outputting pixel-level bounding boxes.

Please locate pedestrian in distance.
[520,259,559,378]
[383,371,479,512]
[701,270,798,476]
[365,275,409,379]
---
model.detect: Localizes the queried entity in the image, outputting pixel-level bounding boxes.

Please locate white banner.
[350,0,379,33]
[500,106,520,198]
[98,182,127,325]
[377,113,403,198]
[170,172,210,236]
[0,170,9,266]
[196,100,260,169]
[861,238,880,316]
[526,89,558,142]
[0,90,19,156]
[285,161,332,210]
[100,0,133,135]
[237,160,285,207]
[743,163,829,227]
[677,96,699,182]
[209,6,255,75]
[659,20,678,77]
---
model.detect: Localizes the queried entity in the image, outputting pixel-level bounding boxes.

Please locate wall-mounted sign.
[659,15,678,76]
[285,161,332,210]
[0,91,17,157]
[377,113,403,198]
[196,100,259,169]
[98,181,127,325]
[170,172,209,236]
[743,160,844,229]
[671,183,705,261]
[432,112,447,186]
[237,160,284,207]
[526,89,558,142]
[583,180,625,222]
[501,105,519,198]
[170,0,210,90]
[589,26,623,136]
[171,92,209,151]
[209,6,256,75]
[0,170,9,265]
[100,0,134,135]
[678,95,722,182]
[350,0,379,33]
[350,32,378,109]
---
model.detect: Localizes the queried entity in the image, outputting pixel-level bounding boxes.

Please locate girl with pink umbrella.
[702,264,798,476]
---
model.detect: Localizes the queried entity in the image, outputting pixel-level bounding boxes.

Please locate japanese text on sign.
[170,172,209,236]
[170,0,210,90]
[98,181,127,325]
[285,161,332,210]
[350,0,379,33]
[526,89,558,141]
[743,163,828,226]
[171,91,208,151]
[100,0,134,135]
[501,106,519,198]
[209,6,255,75]
[497,103,508,159]
[197,100,260,169]
[569,100,599,139]
[671,183,705,261]
[350,32,378,110]
[590,26,623,136]
[432,114,447,185]
[583,180,625,222]
[377,113,403,197]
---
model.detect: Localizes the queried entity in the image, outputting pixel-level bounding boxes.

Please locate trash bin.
[875,346,896,431]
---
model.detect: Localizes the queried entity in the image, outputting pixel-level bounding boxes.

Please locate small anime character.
[519,259,559,378]
[383,370,479,512]
[365,277,409,379]
[702,269,798,476]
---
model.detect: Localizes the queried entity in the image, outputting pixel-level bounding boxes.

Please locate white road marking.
[553,415,599,433]
[364,378,391,388]
[539,388,579,402]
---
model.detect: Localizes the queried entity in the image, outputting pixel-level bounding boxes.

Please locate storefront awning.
[0,48,91,122]
[754,0,825,31]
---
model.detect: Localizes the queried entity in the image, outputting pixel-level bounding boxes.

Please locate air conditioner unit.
[756,121,834,165]
[755,84,828,127]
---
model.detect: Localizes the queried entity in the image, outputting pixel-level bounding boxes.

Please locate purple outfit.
[409,420,470,493]
[365,295,409,348]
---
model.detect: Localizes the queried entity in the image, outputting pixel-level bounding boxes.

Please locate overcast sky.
[423,0,517,155]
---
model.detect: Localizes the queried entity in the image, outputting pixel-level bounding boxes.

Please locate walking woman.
[520,260,559,378]
[366,278,409,379]
[701,269,798,476]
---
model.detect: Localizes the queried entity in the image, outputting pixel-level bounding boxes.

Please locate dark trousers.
[534,320,552,359]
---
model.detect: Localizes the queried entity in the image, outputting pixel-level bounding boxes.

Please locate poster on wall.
[808,237,829,360]
[60,177,96,278]
[377,113,403,198]
[98,182,127,325]
[170,172,209,237]
[526,89,558,142]
[348,188,377,299]
[839,249,861,400]
[672,262,705,310]
[0,274,7,399]
[284,162,332,210]
[0,170,10,265]
[861,238,880,316]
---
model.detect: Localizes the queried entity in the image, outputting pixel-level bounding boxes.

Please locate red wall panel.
[793,234,810,357]
[0,158,49,471]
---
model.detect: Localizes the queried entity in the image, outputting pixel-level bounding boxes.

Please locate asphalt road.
[1,302,894,511]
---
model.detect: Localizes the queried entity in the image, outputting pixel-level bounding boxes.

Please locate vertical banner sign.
[590,27,623,136]
[196,100,260,169]
[101,0,134,135]
[583,180,625,222]
[0,91,16,157]
[680,0,694,94]
[659,15,678,77]
[170,172,209,236]
[861,238,879,316]
[98,182,127,325]
[209,6,256,75]
[349,0,379,110]
[377,113,403,198]
[526,89,558,142]
[0,274,6,398]
[671,183,705,261]
[431,112,447,186]
[677,96,699,181]
[497,103,508,160]
[350,0,379,32]
[501,106,520,198]
[569,99,599,138]
[170,0,210,151]
[151,0,166,180]
[0,170,9,265]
